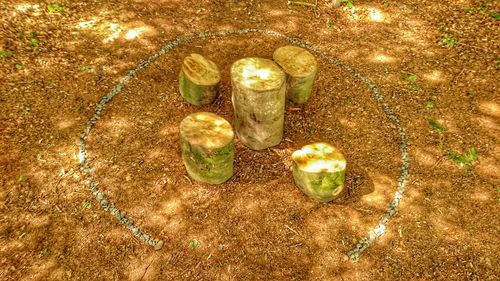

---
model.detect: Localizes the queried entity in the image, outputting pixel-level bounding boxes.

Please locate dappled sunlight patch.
[469,190,494,202]
[430,215,468,241]
[16,3,40,12]
[369,53,397,64]
[366,8,386,23]
[0,239,25,253]
[99,117,132,138]
[29,214,51,228]
[229,196,262,217]
[75,18,99,29]
[423,70,446,83]
[338,117,357,128]
[360,174,395,206]
[475,146,500,179]
[125,255,159,281]
[74,17,155,44]
[24,259,57,280]
[160,216,185,233]
[343,6,389,23]
[474,116,499,134]
[159,124,179,137]
[478,100,500,118]
[102,23,124,43]
[160,198,182,216]
[56,119,76,130]
[125,26,150,40]
[413,147,440,167]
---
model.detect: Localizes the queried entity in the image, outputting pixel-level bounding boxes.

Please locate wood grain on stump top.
[231,57,285,92]
[180,112,233,150]
[182,53,221,86]
[292,143,346,173]
[273,45,317,78]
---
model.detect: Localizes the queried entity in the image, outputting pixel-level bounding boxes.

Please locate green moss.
[181,138,234,184]
[287,75,315,105]
[179,71,217,105]
[292,162,345,202]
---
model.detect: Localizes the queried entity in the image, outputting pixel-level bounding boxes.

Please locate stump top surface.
[231,57,285,91]
[182,53,221,86]
[273,45,317,77]
[180,112,234,149]
[292,143,346,173]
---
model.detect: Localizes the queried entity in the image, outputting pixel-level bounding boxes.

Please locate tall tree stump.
[179,53,221,105]
[231,57,286,150]
[273,45,317,105]
[291,143,346,202]
[179,112,234,184]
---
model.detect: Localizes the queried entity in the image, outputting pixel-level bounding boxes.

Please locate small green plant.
[426,101,434,109]
[0,50,15,59]
[490,13,500,19]
[447,147,478,168]
[341,0,354,8]
[464,6,489,13]
[441,34,457,48]
[346,96,354,106]
[38,248,49,257]
[47,3,64,13]
[402,73,418,91]
[82,199,92,209]
[188,239,200,250]
[428,117,446,133]
[15,63,23,70]
[29,38,39,47]
[326,18,334,28]
[79,65,91,72]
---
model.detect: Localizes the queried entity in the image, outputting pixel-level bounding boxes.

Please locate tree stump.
[179,112,234,184]
[273,45,317,105]
[179,53,221,106]
[291,143,346,202]
[231,57,286,150]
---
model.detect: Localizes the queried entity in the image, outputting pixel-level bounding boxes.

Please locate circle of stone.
[78,29,410,261]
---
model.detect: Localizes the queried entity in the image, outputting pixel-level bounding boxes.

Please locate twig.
[287,1,316,8]
[139,258,154,281]
[183,174,192,185]
[287,0,320,17]
[285,224,300,236]
[431,154,447,169]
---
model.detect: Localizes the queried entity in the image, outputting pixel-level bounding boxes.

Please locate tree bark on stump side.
[179,53,221,106]
[230,57,286,150]
[291,143,346,202]
[273,45,317,105]
[179,112,234,184]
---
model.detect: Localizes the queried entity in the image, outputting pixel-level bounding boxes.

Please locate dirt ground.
[1,0,499,280]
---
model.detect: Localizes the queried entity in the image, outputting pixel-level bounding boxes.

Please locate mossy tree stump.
[292,143,346,202]
[179,112,234,184]
[273,45,317,105]
[179,53,221,105]
[231,57,286,150]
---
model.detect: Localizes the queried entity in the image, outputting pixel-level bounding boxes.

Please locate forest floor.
[1,0,499,280]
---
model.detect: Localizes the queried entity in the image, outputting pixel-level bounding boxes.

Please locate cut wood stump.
[292,143,346,202]
[273,45,317,105]
[179,53,221,105]
[179,112,234,184]
[231,57,286,150]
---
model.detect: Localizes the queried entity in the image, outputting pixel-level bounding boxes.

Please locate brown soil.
[1,0,499,280]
